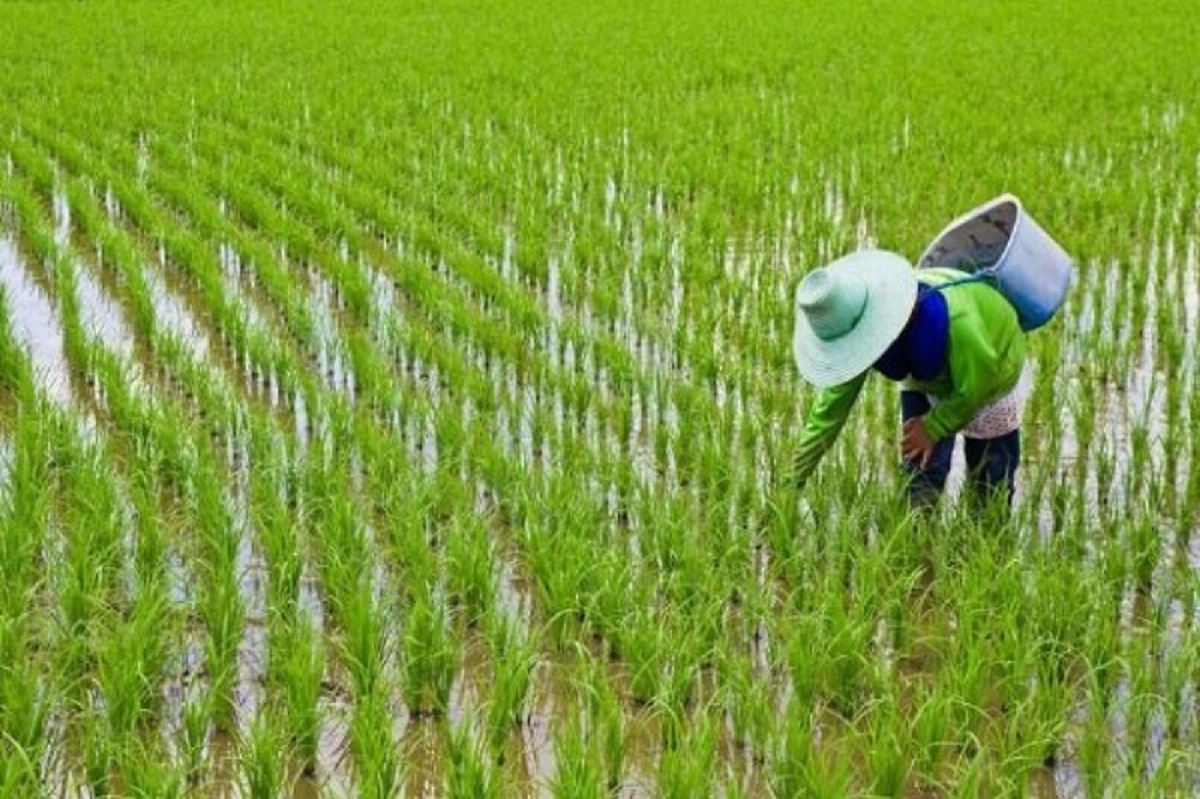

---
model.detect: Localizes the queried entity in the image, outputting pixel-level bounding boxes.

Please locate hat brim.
[793,250,918,388]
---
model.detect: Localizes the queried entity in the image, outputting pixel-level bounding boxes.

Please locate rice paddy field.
[1,0,1199,795]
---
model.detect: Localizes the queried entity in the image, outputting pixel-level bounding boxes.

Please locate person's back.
[903,268,1026,439]
[791,252,1030,510]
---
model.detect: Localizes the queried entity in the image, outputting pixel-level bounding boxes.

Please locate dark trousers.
[901,391,1020,509]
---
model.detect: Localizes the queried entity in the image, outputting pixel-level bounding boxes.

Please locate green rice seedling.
[96,584,171,738]
[256,484,302,622]
[0,632,49,790]
[670,589,726,671]
[1117,763,1148,796]
[548,710,606,799]
[382,483,439,603]
[178,689,212,787]
[657,635,703,750]
[81,709,115,797]
[864,690,912,798]
[581,546,632,648]
[445,720,499,798]
[522,520,592,652]
[56,519,119,688]
[1083,601,1122,707]
[1027,552,1094,678]
[0,413,50,597]
[1069,379,1098,479]
[0,707,41,791]
[909,683,954,790]
[767,704,851,797]
[722,774,751,799]
[763,484,803,567]
[1125,695,1155,786]
[0,292,33,400]
[1126,630,1156,759]
[996,688,1069,784]
[350,692,402,799]
[785,598,876,717]
[400,589,458,716]
[129,468,169,590]
[579,652,625,791]
[483,613,536,757]
[191,456,241,571]
[1169,542,1196,627]
[992,621,1034,715]
[58,436,126,601]
[277,617,324,776]
[1127,423,1154,512]
[444,512,498,625]
[950,749,1013,797]
[1077,697,1111,796]
[715,635,767,751]
[317,482,374,609]
[339,582,389,700]
[1162,630,1193,743]
[658,710,716,799]
[1130,512,1163,594]
[239,712,292,799]
[618,603,666,706]
[116,739,185,799]
[1148,747,1187,797]
[202,567,245,731]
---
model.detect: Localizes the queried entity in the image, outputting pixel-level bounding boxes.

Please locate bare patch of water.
[75,261,136,360]
[143,263,210,358]
[0,236,72,405]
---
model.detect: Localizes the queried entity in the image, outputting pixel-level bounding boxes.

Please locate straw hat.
[793,250,918,388]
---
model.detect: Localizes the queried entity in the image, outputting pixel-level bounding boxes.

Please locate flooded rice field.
[2,1,1200,796]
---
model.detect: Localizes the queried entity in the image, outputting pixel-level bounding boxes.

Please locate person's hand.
[902,417,937,469]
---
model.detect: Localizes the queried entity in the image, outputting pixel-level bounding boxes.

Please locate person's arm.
[923,310,1015,440]
[792,372,867,489]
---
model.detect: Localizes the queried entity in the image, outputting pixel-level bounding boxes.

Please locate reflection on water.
[0,236,72,406]
[75,261,136,358]
[144,264,209,357]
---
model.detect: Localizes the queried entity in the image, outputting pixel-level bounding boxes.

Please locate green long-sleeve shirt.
[792,268,1026,488]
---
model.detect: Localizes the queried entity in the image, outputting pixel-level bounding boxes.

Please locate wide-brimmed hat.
[793,250,918,388]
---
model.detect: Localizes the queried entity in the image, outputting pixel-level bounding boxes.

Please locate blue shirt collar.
[873,284,949,381]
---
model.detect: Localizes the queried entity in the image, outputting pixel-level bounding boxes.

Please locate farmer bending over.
[791,250,1030,509]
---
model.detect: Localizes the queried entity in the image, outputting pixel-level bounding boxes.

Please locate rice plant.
[239,712,291,799]
[0,0,1197,791]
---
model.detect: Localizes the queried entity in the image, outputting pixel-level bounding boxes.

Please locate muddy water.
[314,695,354,796]
[53,189,71,247]
[144,262,210,358]
[209,538,692,798]
[0,437,11,497]
[0,236,72,405]
[75,260,136,360]
[305,264,357,402]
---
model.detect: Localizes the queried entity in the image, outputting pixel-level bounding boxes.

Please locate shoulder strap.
[925,266,997,293]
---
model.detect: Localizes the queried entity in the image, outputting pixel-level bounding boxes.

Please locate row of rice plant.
[1,0,1199,794]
